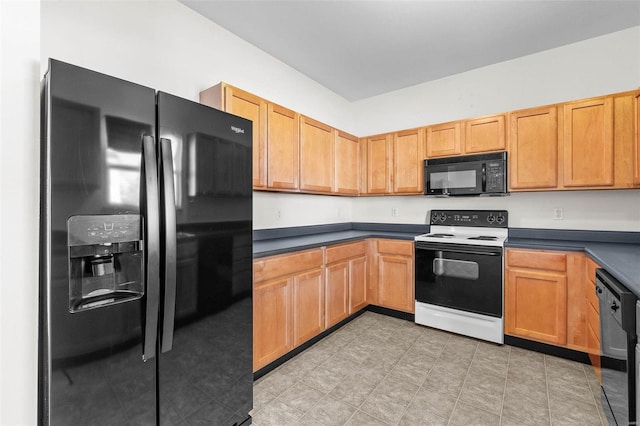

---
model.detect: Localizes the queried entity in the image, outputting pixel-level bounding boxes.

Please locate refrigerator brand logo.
[231,126,245,134]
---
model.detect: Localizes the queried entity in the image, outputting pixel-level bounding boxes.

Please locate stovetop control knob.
[496,215,505,224]
[487,214,496,223]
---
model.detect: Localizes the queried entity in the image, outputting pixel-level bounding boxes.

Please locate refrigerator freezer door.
[40,59,157,425]
[157,92,253,425]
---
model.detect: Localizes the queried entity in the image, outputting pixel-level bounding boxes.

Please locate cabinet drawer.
[506,249,567,272]
[376,239,413,256]
[326,241,366,264]
[254,248,324,283]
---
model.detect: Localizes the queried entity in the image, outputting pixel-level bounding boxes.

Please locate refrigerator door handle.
[159,138,177,353]
[142,135,160,361]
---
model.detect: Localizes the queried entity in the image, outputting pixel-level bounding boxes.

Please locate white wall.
[0,1,40,425]
[352,26,640,135]
[41,1,355,134]
[351,191,640,231]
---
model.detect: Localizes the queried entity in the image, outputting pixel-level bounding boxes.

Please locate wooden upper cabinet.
[508,106,559,190]
[426,121,463,158]
[365,133,393,194]
[612,93,638,188]
[267,103,299,190]
[636,92,640,184]
[464,114,506,153]
[299,116,335,193]
[393,128,424,193]
[334,131,360,195]
[200,83,268,188]
[562,96,614,188]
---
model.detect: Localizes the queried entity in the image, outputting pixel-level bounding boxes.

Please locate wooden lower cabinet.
[505,248,598,355]
[325,241,368,327]
[253,248,323,371]
[253,278,292,371]
[505,267,568,345]
[370,239,414,313]
[325,262,350,328]
[349,256,368,313]
[293,268,325,346]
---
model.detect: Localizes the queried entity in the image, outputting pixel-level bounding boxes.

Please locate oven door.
[415,241,503,317]
[424,160,484,196]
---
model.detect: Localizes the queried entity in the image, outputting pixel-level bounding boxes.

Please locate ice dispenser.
[68,214,144,312]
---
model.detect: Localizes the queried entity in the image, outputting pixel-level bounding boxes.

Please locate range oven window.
[415,242,503,317]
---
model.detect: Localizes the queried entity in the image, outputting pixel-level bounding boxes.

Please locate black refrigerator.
[39,59,253,425]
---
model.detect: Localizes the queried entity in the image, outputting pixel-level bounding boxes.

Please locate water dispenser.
[68,214,144,312]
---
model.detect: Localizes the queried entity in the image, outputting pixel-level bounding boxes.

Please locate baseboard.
[504,335,592,365]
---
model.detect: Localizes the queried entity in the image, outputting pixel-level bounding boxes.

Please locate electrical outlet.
[391,207,399,217]
[276,209,281,220]
[553,208,564,220]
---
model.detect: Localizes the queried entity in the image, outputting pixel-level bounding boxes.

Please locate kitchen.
[2,1,640,425]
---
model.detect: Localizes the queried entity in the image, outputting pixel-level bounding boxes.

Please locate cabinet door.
[425,121,463,158]
[563,97,614,187]
[253,278,292,371]
[300,116,334,193]
[365,134,392,194]
[393,128,424,193]
[349,256,367,314]
[509,106,559,190]
[223,85,268,188]
[505,269,567,345]
[292,268,325,346]
[267,103,299,190]
[635,92,640,185]
[325,262,349,328]
[334,130,360,195]
[377,254,414,313]
[464,114,506,153]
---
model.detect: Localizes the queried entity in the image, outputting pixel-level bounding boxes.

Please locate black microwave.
[424,152,507,196]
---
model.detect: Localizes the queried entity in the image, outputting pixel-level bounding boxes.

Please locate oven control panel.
[430,210,508,228]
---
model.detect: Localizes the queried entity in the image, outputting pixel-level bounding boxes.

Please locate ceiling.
[179,1,640,101]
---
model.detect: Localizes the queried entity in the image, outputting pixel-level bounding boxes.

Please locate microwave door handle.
[481,163,486,192]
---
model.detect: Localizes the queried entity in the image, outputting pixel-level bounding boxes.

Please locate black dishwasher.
[596,269,637,426]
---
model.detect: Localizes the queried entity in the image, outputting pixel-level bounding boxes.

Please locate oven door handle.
[415,242,502,256]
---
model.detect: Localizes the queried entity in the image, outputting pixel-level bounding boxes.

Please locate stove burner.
[467,236,498,241]
[426,233,454,238]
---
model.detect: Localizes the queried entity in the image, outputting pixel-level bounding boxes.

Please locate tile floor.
[251,312,606,426]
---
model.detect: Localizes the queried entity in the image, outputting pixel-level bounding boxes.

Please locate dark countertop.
[252,223,640,298]
[253,230,420,258]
